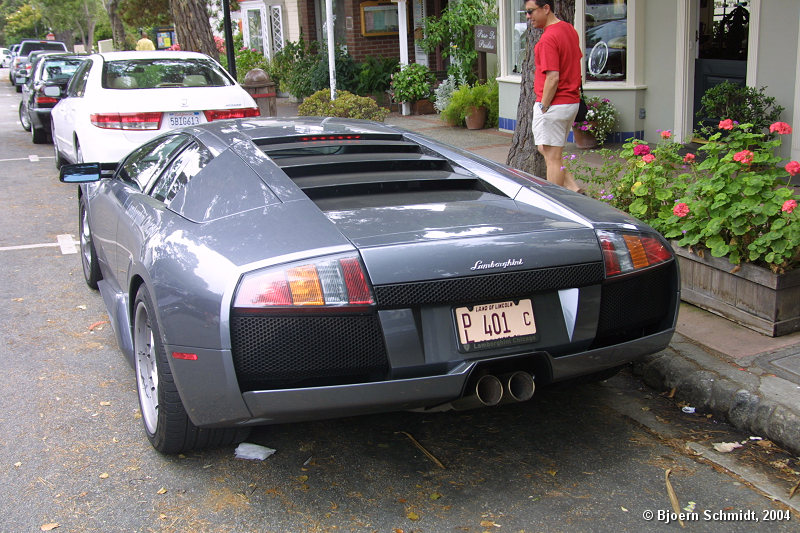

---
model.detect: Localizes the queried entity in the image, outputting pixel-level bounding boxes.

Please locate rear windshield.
[102,58,234,90]
[41,58,85,82]
[20,41,68,55]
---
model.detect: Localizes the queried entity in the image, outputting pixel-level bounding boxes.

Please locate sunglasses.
[525,7,539,14]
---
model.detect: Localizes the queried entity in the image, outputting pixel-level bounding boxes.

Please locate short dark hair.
[533,0,555,10]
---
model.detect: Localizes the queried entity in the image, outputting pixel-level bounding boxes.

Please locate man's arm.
[541,70,559,111]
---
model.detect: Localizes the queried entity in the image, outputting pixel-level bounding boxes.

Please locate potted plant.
[441,83,491,129]
[572,96,617,148]
[390,63,435,114]
[565,121,800,336]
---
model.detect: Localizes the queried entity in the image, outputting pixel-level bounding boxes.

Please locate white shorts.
[532,102,579,147]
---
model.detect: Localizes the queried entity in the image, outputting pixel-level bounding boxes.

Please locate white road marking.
[0,156,55,162]
[0,234,79,255]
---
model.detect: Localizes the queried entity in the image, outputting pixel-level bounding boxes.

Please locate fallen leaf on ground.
[665,469,685,528]
[76,305,87,310]
[713,442,743,453]
[13,298,24,302]
[14,462,21,467]
[89,320,109,331]
[430,492,442,500]
[621,507,628,512]
[99,472,109,479]
[480,520,501,527]
[40,524,59,531]
[407,511,419,521]
[157,487,167,495]
[100,401,111,406]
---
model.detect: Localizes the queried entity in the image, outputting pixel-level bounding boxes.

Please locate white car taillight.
[203,107,260,121]
[233,253,374,309]
[90,112,162,130]
[596,230,673,277]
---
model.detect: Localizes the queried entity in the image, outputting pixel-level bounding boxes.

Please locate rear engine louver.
[257,134,493,201]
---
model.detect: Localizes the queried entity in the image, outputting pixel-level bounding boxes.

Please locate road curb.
[632,348,800,457]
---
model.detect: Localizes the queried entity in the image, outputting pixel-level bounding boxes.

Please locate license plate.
[16,77,26,84]
[454,299,538,352]
[166,111,201,128]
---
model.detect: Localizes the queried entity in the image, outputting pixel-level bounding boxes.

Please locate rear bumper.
[31,108,52,130]
[168,328,674,428]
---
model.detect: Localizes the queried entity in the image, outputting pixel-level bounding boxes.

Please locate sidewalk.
[276,100,800,455]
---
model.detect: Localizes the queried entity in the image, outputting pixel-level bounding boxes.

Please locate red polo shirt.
[534,20,582,105]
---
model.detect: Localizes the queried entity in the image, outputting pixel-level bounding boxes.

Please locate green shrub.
[272,37,318,99]
[356,56,400,95]
[441,83,491,126]
[696,81,784,136]
[310,44,359,94]
[390,63,435,103]
[298,89,390,122]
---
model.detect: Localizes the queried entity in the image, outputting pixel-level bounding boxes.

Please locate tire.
[19,101,31,131]
[52,119,66,169]
[31,125,47,144]
[15,83,21,93]
[133,286,250,454]
[79,199,101,289]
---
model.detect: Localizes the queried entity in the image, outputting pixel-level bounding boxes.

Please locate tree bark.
[507,0,576,178]
[169,0,218,61]
[104,0,127,51]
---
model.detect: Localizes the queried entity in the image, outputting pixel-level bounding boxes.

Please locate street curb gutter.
[632,338,800,457]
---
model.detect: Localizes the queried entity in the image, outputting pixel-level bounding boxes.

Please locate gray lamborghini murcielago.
[61,117,680,453]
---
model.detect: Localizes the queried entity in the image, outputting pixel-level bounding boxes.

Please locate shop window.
[585,0,627,82]
[506,0,528,74]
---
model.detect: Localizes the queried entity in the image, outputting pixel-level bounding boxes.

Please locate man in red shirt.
[526,0,583,193]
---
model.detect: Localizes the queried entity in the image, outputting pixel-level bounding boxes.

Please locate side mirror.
[43,85,61,97]
[60,163,102,183]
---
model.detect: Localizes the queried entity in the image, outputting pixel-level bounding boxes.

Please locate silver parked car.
[61,117,680,454]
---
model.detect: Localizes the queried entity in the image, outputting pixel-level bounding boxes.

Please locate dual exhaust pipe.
[452,371,535,410]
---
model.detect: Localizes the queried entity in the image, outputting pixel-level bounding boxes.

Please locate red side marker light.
[172,352,198,361]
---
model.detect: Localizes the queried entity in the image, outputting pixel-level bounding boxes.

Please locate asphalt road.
[0,70,797,533]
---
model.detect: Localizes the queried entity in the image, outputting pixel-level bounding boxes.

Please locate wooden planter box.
[673,244,800,337]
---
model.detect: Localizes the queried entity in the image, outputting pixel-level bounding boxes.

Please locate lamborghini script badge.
[470,258,524,271]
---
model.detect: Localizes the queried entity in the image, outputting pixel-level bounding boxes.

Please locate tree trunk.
[169,0,219,61]
[507,0,576,178]
[104,0,127,51]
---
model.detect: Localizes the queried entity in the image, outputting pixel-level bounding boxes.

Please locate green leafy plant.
[573,96,617,145]
[565,122,800,272]
[696,81,784,136]
[440,82,492,127]
[419,0,497,83]
[309,44,359,94]
[271,37,317,99]
[356,56,400,96]
[433,74,463,113]
[297,89,390,122]
[390,63,435,103]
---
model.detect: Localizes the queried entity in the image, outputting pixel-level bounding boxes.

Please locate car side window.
[117,135,190,191]
[149,142,212,204]
[67,60,92,97]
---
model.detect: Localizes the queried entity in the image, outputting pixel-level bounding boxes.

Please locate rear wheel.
[79,199,101,289]
[19,101,31,131]
[133,286,250,454]
[31,125,47,144]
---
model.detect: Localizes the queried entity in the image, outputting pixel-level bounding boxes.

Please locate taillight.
[203,107,260,121]
[596,230,672,278]
[90,112,162,130]
[233,253,374,310]
[36,95,59,104]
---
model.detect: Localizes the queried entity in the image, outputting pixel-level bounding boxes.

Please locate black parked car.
[19,53,86,143]
[11,39,68,91]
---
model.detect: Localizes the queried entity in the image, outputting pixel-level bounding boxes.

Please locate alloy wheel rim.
[19,104,30,130]
[134,302,159,435]
[80,206,91,276]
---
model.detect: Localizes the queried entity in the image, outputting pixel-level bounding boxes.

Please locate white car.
[51,51,259,166]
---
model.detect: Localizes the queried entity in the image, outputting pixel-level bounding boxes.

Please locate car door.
[96,135,191,284]
[52,58,92,162]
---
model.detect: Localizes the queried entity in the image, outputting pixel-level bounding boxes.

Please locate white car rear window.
[102,58,234,90]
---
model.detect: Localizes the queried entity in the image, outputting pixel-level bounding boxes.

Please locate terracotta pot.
[572,124,598,149]
[464,106,487,130]
[411,98,435,115]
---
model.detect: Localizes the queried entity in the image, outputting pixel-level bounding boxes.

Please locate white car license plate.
[455,299,538,351]
[166,112,201,128]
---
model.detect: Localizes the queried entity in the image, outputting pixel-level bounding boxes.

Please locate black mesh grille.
[230,314,389,391]
[593,263,676,346]
[374,263,605,308]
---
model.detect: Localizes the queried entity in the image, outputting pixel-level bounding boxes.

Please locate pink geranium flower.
[733,150,754,165]
[673,203,690,217]
[642,154,655,163]
[782,200,797,214]
[718,119,734,130]
[660,130,672,139]
[770,122,792,135]
[683,153,695,163]
[785,161,800,176]
[633,144,650,156]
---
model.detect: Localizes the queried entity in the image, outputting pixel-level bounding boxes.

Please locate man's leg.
[538,144,582,192]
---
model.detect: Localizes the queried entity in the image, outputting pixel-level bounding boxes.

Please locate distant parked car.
[1,47,11,68]
[19,53,86,143]
[50,50,259,167]
[11,39,68,91]
[6,43,21,78]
